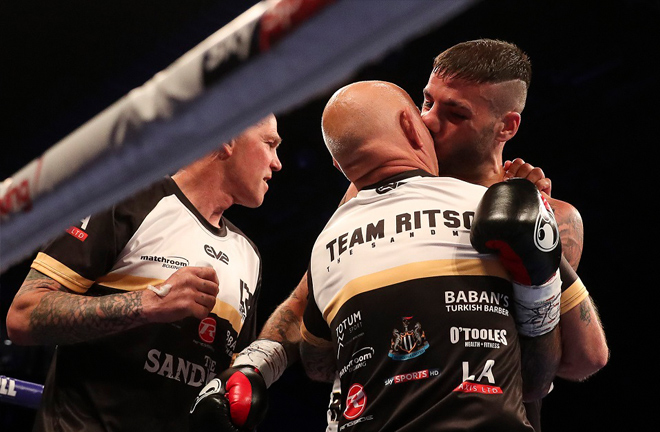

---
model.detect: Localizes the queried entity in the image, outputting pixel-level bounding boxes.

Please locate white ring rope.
[0,0,480,272]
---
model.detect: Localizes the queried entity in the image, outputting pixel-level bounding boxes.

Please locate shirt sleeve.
[32,207,120,292]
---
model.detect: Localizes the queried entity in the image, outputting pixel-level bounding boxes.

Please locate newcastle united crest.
[388,316,429,361]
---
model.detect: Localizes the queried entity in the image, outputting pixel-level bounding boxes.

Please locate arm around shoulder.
[548,197,609,380]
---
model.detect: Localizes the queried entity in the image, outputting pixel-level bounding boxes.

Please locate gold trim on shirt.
[561,278,589,314]
[31,252,93,293]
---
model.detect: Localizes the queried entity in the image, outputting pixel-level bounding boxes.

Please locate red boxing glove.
[190,367,267,432]
[224,368,267,428]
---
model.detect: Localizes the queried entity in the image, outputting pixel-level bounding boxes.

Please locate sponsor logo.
[444,290,509,316]
[198,317,216,343]
[239,280,252,321]
[375,180,407,194]
[65,216,91,242]
[204,244,230,265]
[80,215,90,230]
[340,415,374,430]
[454,382,503,395]
[449,327,507,349]
[224,330,237,357]
[339,346,374,378]
[143,349,217,388]
[66,226,88,242]
[190,378,222,413]
[335,311,363,359]
[534,199,559,252]
[384,368,440,386]
[389,316,429,361]
[140,255,190,269]
[343,383,367,420]
[453,359,503,395]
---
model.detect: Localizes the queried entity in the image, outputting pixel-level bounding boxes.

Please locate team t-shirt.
[31,177,261,432]
[303,170,534,432]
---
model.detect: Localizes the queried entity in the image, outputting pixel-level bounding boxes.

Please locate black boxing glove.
[471,178,562,337]
[190,367,268,432]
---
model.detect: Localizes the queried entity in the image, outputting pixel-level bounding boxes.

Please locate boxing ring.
[0,0,480,411]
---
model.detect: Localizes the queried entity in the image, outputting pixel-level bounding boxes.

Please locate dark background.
[1,0,656,430]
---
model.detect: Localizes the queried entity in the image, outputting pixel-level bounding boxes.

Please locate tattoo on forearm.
[273,309,301,341]
[20,271,148,345]
[261,306,302,362]
[579,302,592,326]
[14,272,62,300]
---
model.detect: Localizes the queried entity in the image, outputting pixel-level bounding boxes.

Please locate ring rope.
[0,0,480,272]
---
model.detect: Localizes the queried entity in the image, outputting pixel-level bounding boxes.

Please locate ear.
[497,111,521,143]
[400,107,424,150]
[217,140,234,160]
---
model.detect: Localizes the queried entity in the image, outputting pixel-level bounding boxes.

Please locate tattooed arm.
[547,197,584,270]
[257,273,310,366]
[548,197,609,381]
[556,297,608,380]
[6,266,219,346]
[250,275,336,383]
[519,199,607,396]
[504,159,608,382]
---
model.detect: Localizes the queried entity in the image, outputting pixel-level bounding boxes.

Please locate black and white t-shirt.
[32,177,261,432]
[303,171,534,432]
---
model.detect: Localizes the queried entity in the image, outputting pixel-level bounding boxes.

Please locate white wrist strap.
[512,271,561,337]
[233,339,288,388]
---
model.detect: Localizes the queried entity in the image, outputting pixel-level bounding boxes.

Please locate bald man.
[321,81,439,187]
[299,81,569,431]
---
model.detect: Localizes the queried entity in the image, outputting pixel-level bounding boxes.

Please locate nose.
[421,108,441,136]
[271,151,282,172]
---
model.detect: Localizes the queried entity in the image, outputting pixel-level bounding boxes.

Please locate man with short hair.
[419,39,608,429]
[5,115,283,432]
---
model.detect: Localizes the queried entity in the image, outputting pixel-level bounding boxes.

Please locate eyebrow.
[423,89,472,113]
[423,88,432,100]
[267,134,282,146]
